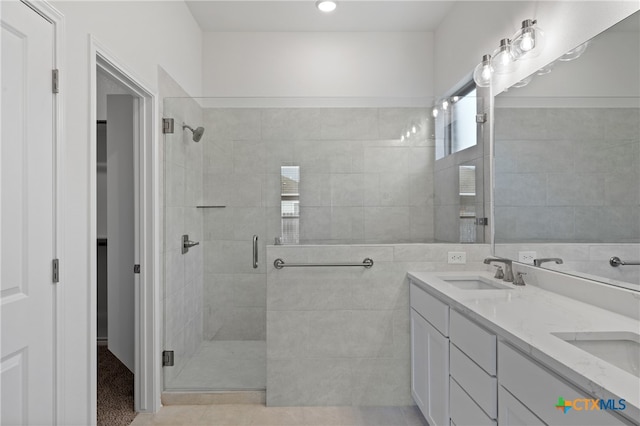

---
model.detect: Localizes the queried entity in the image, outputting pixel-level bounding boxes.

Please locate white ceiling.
[185,1,456,32]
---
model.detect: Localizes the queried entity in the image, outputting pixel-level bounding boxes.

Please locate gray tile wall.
[201,108,436,341]
[160,68,204,387]
[494,107,640,243]
[266,243,492,406]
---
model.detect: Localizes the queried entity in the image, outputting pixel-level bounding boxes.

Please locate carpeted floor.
[98,346,137,426]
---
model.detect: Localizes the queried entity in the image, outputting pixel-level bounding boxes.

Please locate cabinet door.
[411,309,449,426]
[499,386,545,426]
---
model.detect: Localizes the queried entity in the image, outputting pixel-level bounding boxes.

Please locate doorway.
[90,40,160,421]
[96,73,137,423]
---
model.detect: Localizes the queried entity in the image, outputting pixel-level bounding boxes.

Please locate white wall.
[434,1,639,96]
[50,1,202,423]
[203,32,434,103]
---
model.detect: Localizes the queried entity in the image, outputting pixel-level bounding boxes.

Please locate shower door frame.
[89,37,161,418]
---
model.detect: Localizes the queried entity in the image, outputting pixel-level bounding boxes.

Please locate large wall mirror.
[492,10,640,291]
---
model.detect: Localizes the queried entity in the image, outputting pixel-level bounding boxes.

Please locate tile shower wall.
[160,68,204,386]
[494,107,640,243]
[266,243,492,406]
[202,108,435,341]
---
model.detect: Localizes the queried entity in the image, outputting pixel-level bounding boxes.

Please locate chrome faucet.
[484,258,514,282]
[533,258,563,267]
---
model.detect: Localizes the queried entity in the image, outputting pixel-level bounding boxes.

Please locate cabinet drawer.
[450,378,497,426]
[450,310,496,375]
[450,344,497,419]
[410,281,449,336]
[498,386,545,426]
[498,341,629,426]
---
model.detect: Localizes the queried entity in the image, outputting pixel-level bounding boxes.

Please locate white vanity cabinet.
[410,283,449,426]
[449,310,498,426]
[498,341,631,426]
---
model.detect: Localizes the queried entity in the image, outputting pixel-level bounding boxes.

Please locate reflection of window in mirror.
[435,82,478,160]
[459,165,476,243]
[280,166,300,244]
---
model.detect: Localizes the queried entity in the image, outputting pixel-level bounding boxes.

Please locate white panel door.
[1,1,56,425]
[106,95,135,372]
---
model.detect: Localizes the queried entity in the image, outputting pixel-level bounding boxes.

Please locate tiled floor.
[130,404,428,426]
[167,341,266,390]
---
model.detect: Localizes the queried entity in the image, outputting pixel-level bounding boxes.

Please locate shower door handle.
[252,235,259,269]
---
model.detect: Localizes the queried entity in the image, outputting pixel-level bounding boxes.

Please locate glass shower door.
[162,98,267,391]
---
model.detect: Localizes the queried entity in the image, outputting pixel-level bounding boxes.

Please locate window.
[435,82,478,160]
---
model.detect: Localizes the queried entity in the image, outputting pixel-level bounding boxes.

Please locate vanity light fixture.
[316,0,337,13]
[473,54,493,87]
[492,38,517,74]
[512,19,545,60]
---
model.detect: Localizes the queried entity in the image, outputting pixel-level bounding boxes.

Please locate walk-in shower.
[161,96,485,396]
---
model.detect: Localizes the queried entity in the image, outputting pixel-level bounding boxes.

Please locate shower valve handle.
[182,234,199,254]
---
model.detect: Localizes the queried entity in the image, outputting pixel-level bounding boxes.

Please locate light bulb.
[492,38,517,74]
[406,131,411,138]
[520,33,534,52]
[316,0,337,13]
[473,54,493,88]
[442,100,449,110]
[432,108,439,118]
[411,125,417,134]
[512,19,545,60]
[400,135,405,142]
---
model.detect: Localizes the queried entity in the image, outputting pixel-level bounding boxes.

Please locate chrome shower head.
[182,123,205,142]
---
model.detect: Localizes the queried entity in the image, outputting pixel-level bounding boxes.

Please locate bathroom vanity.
[408,270,639,426]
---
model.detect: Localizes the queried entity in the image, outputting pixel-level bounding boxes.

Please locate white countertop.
[408,270,640,423]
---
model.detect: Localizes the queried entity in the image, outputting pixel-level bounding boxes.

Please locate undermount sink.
[439,275,513,290]
[552,331,640,378]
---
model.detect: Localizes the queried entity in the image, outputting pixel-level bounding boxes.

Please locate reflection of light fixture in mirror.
[442,100,449,110]
[411,124,417,134]
[473,54,493,87]
[512,76,533,88]
[492,38,517,74]
[536,61,555,75]
[432,107,439,118]
[512,19,545,59]
[316,0,337,13]
[559,42,589,61]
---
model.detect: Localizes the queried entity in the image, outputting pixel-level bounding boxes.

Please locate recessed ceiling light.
[316,0,337,13]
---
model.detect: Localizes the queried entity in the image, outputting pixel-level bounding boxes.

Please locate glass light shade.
[536,61,555,75]
[512,76,533,88]
[512,19,545,60]
[559,42,589,61]
[492,38,517,74]
[473,54,493,88]
[316,0,337,13]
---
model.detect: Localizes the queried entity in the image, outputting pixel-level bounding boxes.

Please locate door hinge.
[52,69,59,94]
[134,264,140,274]
[162,350,174,367]
[52,259,60,283]
[476,113,487,123]
[162,118,174,134]
[476,217,489,226]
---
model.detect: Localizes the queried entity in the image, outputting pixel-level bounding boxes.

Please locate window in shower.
[435,82,478,160]
[280,166,300,244]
